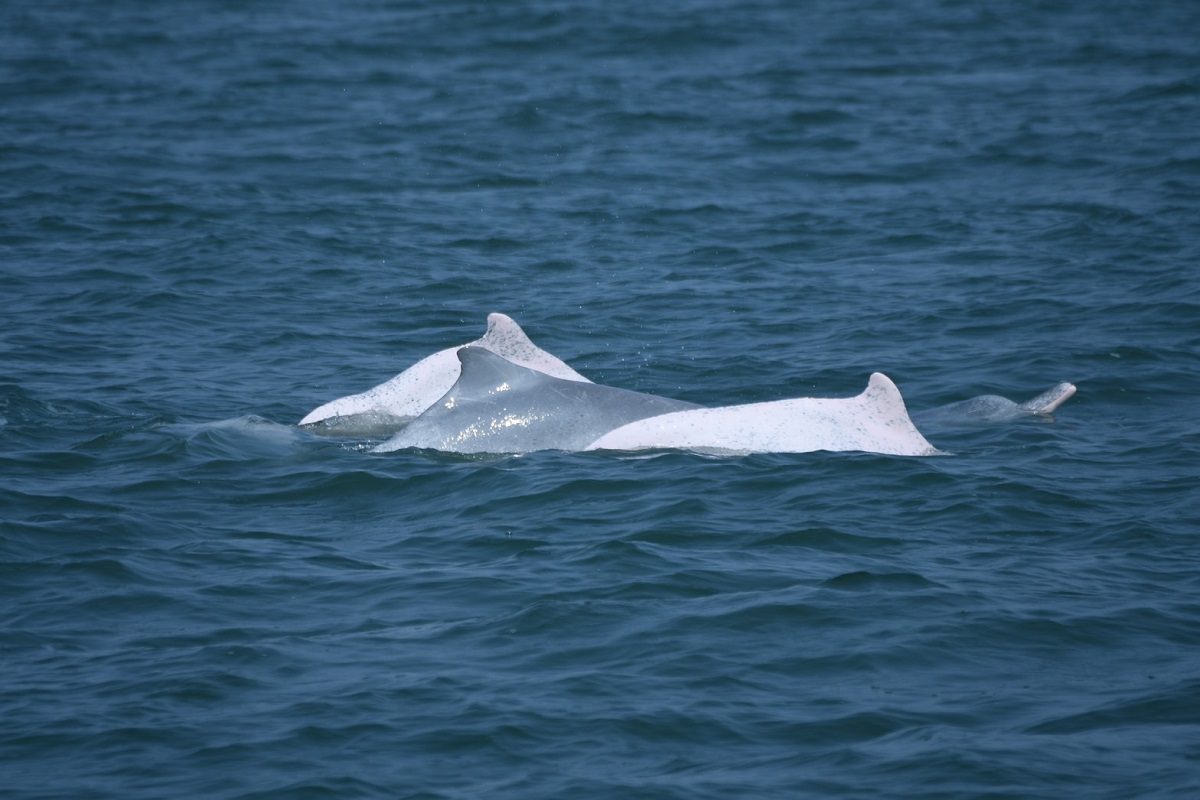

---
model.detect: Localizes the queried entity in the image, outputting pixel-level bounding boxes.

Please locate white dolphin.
[585,373,941,456]
[299,312,589,432]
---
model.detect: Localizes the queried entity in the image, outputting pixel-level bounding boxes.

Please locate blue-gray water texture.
[3,2,1199,798]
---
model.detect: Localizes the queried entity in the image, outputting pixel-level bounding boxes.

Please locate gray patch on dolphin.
[373,347,700,454]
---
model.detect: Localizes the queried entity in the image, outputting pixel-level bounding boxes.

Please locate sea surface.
[3,1,1199,797]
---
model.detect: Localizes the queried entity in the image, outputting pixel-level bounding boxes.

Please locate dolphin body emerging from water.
[300,313,589,435]
[912,383,1077,426]
[304,312,1075,457]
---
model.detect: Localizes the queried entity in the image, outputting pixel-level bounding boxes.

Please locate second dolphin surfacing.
[912,382,1077,426]
[586,373,942,456]
[372,347,700,454]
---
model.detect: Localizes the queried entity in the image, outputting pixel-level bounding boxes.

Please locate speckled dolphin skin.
[300,313,589,433]
[585,373,942,456]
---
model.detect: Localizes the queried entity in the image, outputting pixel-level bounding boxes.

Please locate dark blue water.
[3,2,1199,797]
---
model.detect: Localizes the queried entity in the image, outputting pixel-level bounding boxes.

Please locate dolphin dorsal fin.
[860,372,908,418]
[856,373,937,450]
[476,312,590,383]
[445,346,546,401]
[480,313,538,358]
